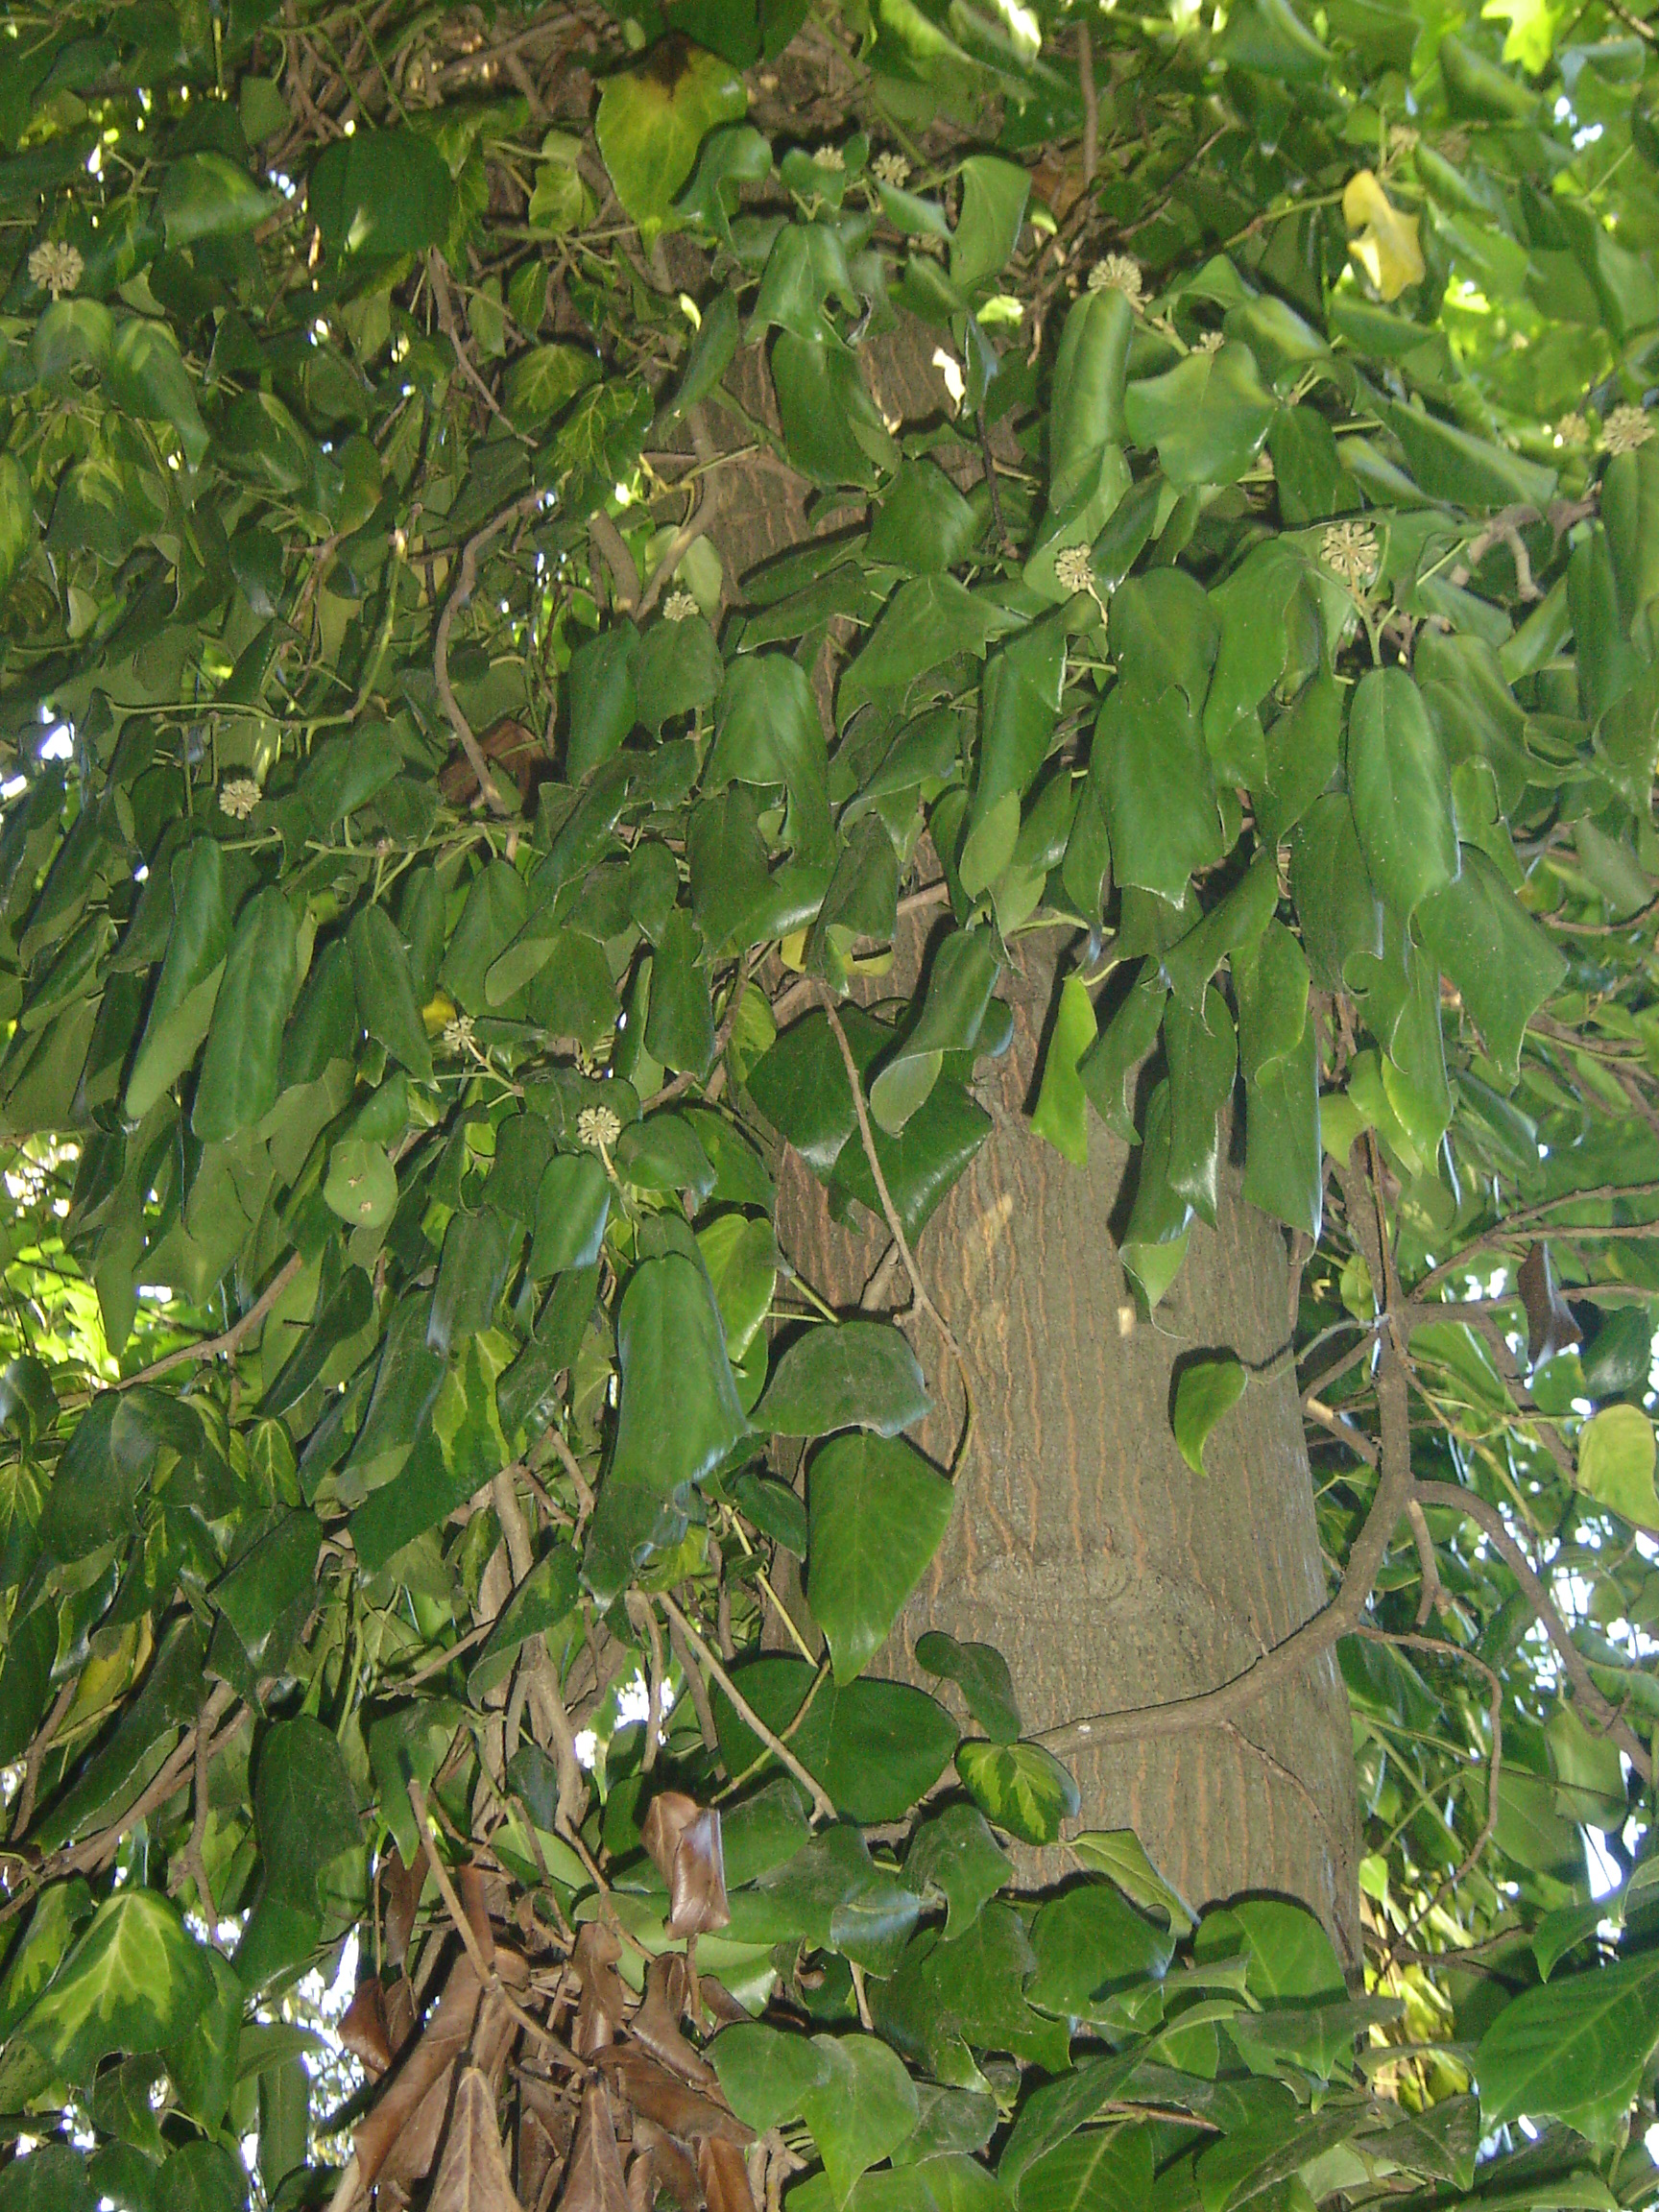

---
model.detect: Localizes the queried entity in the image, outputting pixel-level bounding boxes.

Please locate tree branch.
[1413,1480,1651,1781]
[119,1252,303,1389]
[657,1592,838,1824]
[434,493,542,818]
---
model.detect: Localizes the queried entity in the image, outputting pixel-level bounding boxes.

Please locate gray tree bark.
[692,315,1362,1962]
[773,932,1361,1965]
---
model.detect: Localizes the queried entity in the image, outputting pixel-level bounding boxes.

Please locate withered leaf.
[1519,1241,1582,1366]
[563,2080,631,2212]
[520,2075,576,2212]
[632,1956,720,2091]
[630,2152,657,2212]
[573,1921,628,2056]
[596,2045,752,2147]
[694,1979,750,2030]
[340,1977,395,2075]
[698,2138,757,2212]
[384,1841,429,1970]
[640,1793,731,1937]
[354,1948,527,2192]
[634,2119,704,2211]
[429,2065,523,2212]
[386,1973,418,2056]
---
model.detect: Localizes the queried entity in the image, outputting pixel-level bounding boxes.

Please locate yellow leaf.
[1342,170,1426,303]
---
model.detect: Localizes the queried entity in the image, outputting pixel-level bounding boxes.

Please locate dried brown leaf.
[386,1973,418,2056]
[562,2080,631,2212]
[699,2138,757,2212]
[596,2046,752,2147]
[519,2075,575,2212]
[633,2119,704,2211]
[340,1977,395,2076]
[384,1841,429,1971]
[640,1795,731,1938]
[631,1957,719,2091]
[630,2152,657,2212]
[573,1922,628,2057]
[429,2066,523,2212]
[695,1980,750,2029]
[1519,1241,1582,1365]
[354,1948,528,2192]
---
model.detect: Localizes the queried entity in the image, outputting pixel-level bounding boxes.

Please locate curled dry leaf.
[640,1791,731,1936]
[440,715,546,808]
[596,2044,753,2147]
[695,1979,751,2029]
[699,2136,758,2212]
[429,2065,523,2212]
[634,2117,704,2210]
[353,1947,530,2192]
[1518,1240,1582,1367]
[339,1977,395,2076]
[386,1972,418,2056]
[518,2074,575,2212]
[564,2079,631,2212]
[632,1955,720,2090]
[384,1840,429,1969]
[573,1920,629,2056]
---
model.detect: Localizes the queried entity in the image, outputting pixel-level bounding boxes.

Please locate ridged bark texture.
[776,933,1361,1965]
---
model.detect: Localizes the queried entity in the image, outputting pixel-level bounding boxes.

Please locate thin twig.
[1076,21,1098,184]
[406,1777,574,2060]
[1413,1480,1650,1781]
[814,994,975,1470]
[120,1253,303,1388]
[657,1593,838,1824]
[12,1675,81,1837]
[1360,1626,1503,1966]
[434,493,543,818]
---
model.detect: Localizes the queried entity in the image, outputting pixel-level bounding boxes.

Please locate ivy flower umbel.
[442,1014,476,1056]
[1320,519,1380,590]
[872,151,911,188]
[1191,330,1224,354]
[217,777,262,821]
[1087,253,1144,308]
[577,1104,622,1153]
[661,590,699,623]
[28,241,83,300]
[812,144,846,171]
[1601,404,1654,456]
[1553,412,1589,447]
[1054,545,1096,596]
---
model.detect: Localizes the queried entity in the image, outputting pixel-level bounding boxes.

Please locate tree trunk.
[775,929,1362,1965]
[690,314,1361,1962]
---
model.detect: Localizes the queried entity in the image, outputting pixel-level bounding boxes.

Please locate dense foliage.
[2,0,1659,2202]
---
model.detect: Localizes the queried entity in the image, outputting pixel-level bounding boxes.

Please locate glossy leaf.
[756,1322,929,1438]
[808,1432,954,1683]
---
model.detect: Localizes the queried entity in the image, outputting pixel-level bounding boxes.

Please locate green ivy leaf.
[1477,1950,1659,2148]
[17,1892,214,2082]
[955,1740,1080,1846]
[1171,1355,1247,1475]
[807,1432,954,1683]
[595,40,748,235]
[1345,667,1458,919]
[913,1633,1022,1744]
[800,2033,921,2206]
[1575,1403,1659,1527]
[755,1320,929,1438]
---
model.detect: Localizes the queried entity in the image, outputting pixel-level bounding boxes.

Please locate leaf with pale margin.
[18,1891,214,2081]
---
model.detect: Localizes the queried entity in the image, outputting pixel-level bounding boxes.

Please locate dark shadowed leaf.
[755,1322,929,1438]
